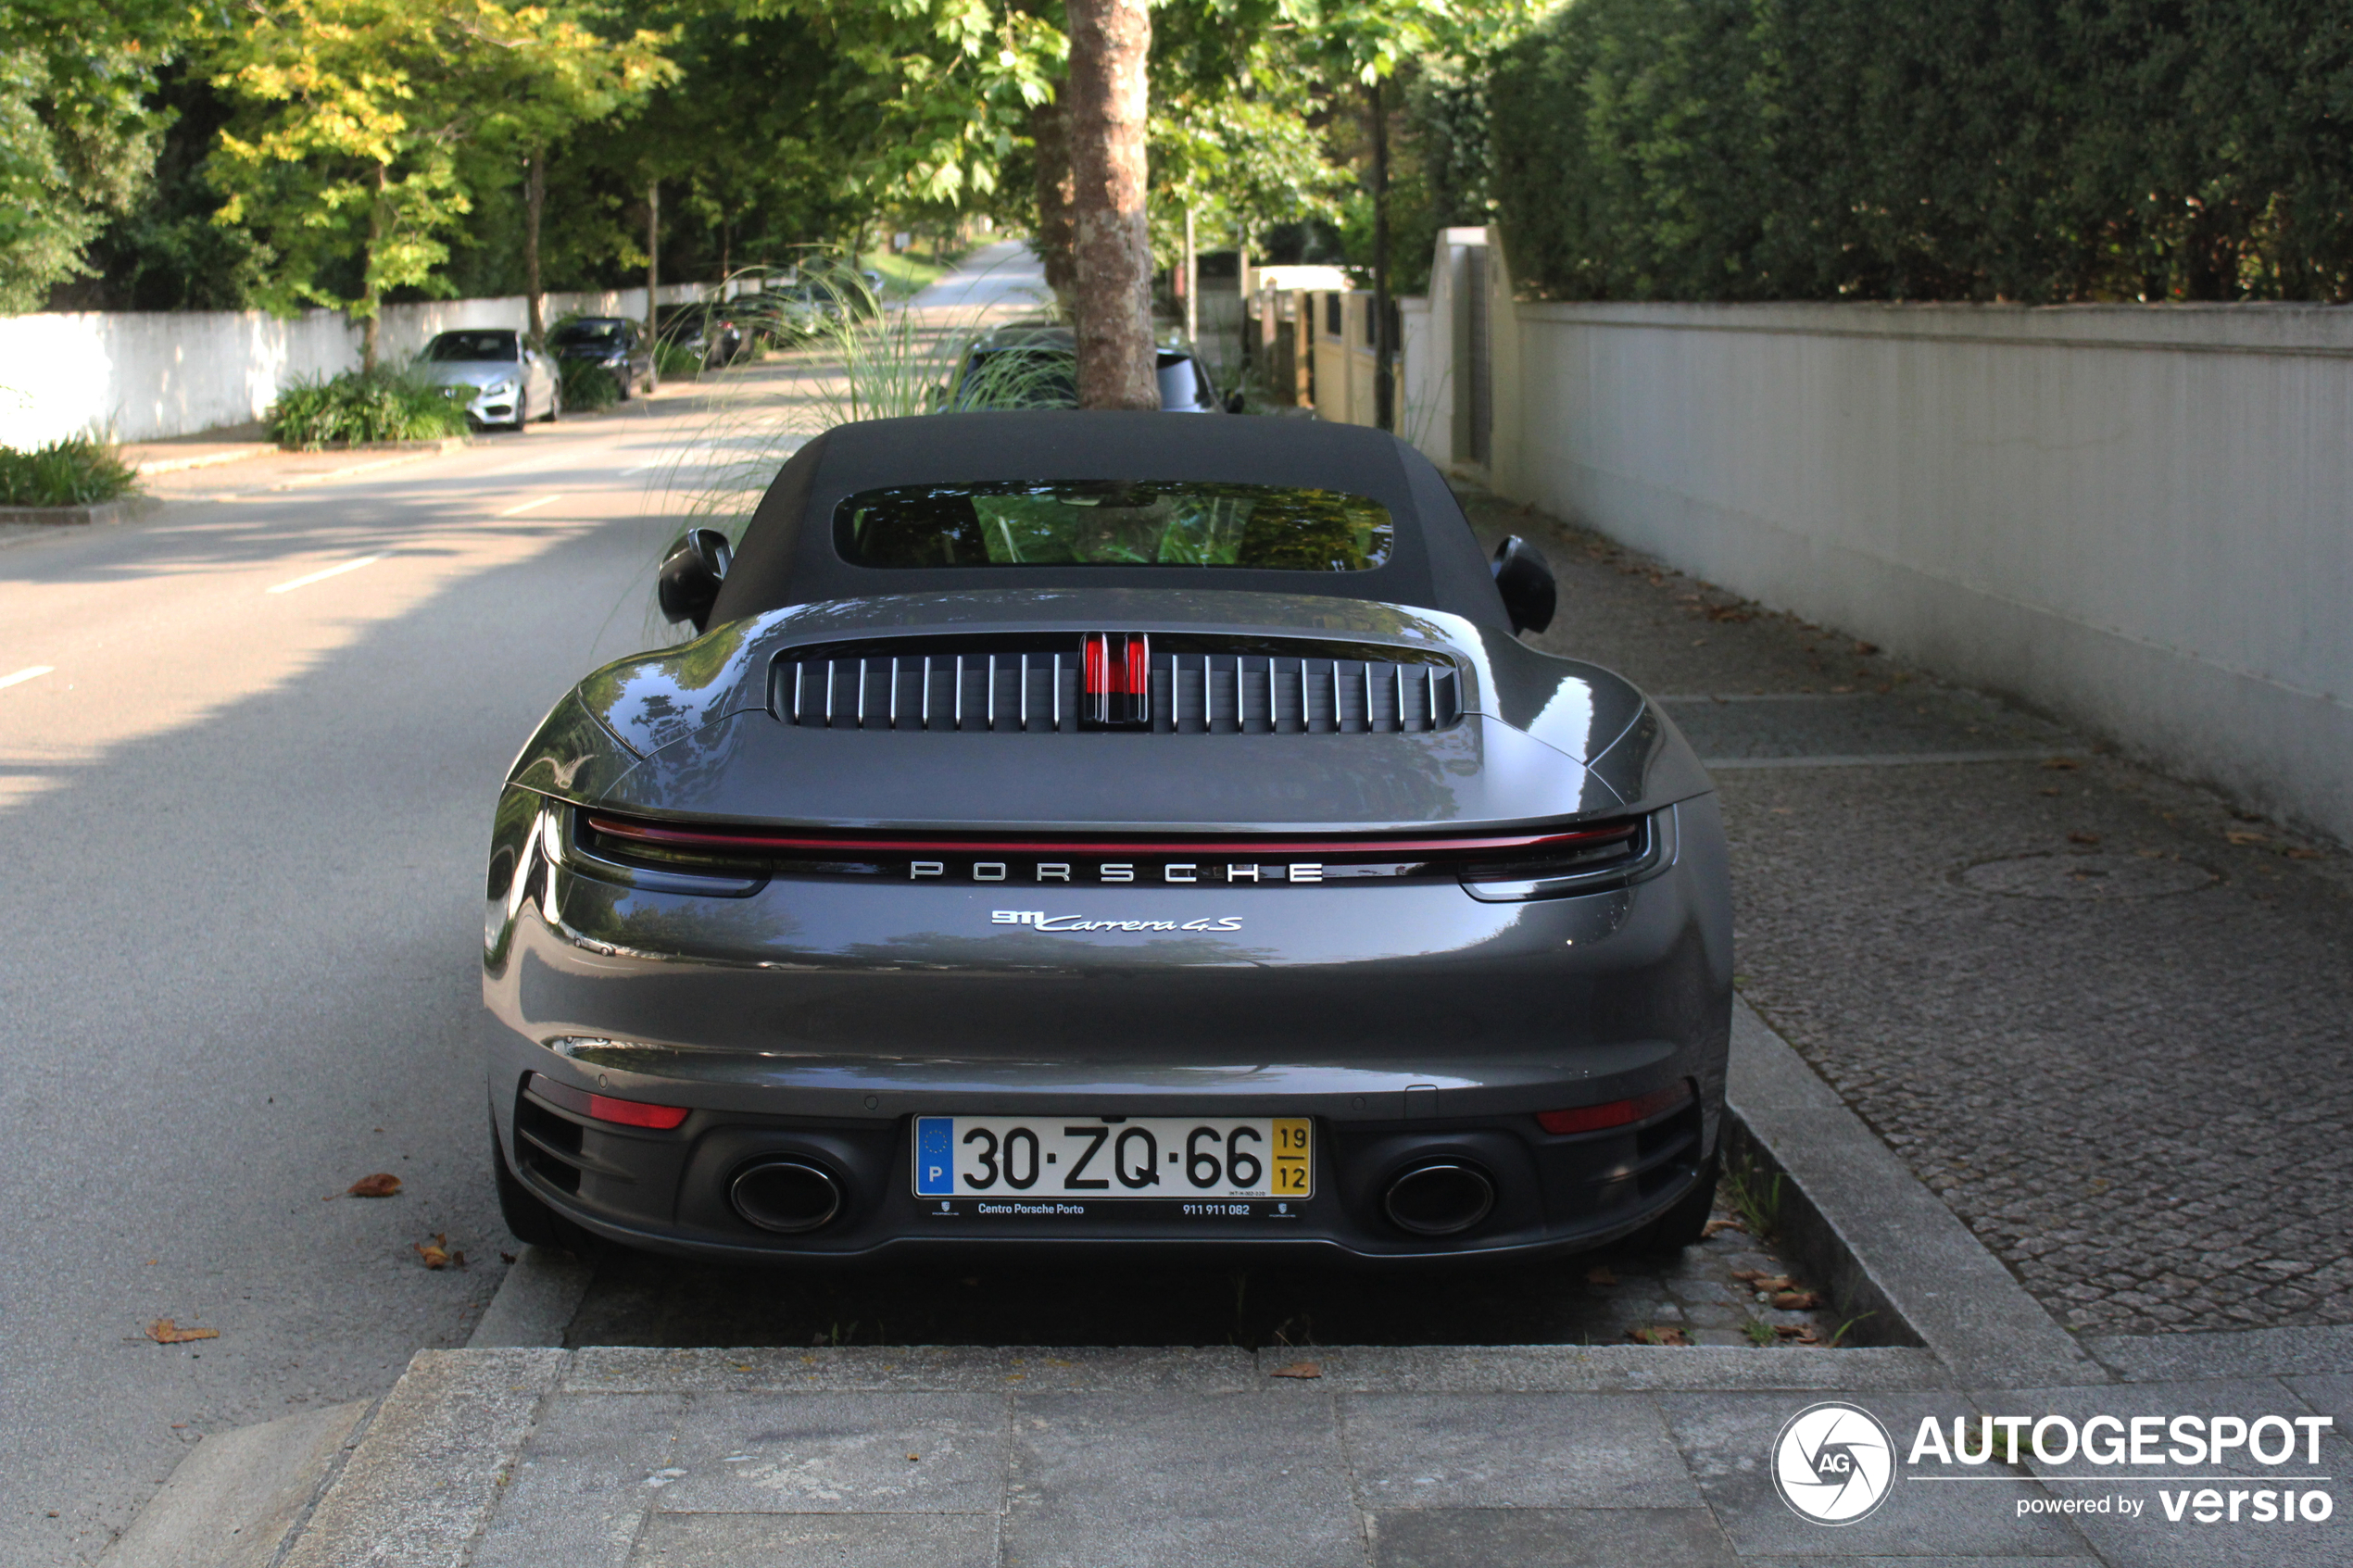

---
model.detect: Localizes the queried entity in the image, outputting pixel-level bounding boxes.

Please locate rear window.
[423,331,518,361]
[834,482,1393,571]
[554,321,623,344]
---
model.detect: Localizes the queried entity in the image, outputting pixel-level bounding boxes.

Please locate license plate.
[912,1116,1311,1200]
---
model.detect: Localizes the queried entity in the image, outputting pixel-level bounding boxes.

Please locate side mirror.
[1223,390,1246,414]
[658,528,733,632]
[1491,535,1557,634]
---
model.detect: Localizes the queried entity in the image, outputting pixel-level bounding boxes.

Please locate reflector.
[529,1073,690,1130]
[1536,1082,1692,1135]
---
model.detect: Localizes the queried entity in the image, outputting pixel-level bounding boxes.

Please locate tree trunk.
[1182,205,1197,346]
[645,180,661,389]
[360,163,388,372]
[1238,241,1252,373]
[524,154,545,341]
[1030,99,1077,307]
[1369,78,1392,433]
[1064,0,1156,409]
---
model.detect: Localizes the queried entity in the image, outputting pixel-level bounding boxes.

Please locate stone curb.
[0,495,159,527]
[466,1245,594,1349]
[132,444,277,476]
[95,1400,371,1568]
[1725,996,2108,1389]
[278,1348,564,1568]
[271,435,470,457]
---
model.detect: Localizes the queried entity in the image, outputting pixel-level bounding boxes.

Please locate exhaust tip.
[730,1159,844,1234]
[1383,1161,1496,1236]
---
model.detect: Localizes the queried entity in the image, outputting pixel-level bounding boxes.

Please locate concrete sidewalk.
[139,1339,2348,1567]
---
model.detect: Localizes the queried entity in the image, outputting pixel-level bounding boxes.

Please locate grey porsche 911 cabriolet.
[484,411,1731,1264]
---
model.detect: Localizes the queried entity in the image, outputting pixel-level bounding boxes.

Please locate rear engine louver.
[773,637,1462,734]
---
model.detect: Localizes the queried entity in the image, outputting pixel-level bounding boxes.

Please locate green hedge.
[268,370,472,448]
[1491,0,2353,304]
[0,437,140,507]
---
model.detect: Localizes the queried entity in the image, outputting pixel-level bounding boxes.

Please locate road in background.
[908,239,1049,310]
[0,379,800,1564]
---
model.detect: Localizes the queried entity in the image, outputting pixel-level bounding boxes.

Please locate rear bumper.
[494,1081,1717,1265]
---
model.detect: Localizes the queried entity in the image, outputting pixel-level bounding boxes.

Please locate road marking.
[0,664,55,690]
[497,494,564,517]
[267,556,382,595]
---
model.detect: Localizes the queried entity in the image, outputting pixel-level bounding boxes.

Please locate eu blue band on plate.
[915,1116,954,1195]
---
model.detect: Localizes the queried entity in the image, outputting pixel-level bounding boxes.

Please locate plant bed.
[1,435,144,514]
[268,370,472,449]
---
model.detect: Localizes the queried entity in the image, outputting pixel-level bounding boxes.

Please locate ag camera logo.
[1773,1401,1896,1524]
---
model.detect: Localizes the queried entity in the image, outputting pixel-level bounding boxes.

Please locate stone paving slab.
[1368,1506,1742,1567]
[630,1512,1000,1566]
[1004,1389,1364,1568]
[1340,1392,1702,1508]
[1266,1345,1946,1394]
[565,1344,1259,1395]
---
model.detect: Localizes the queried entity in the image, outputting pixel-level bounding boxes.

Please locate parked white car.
[415,330,559,430]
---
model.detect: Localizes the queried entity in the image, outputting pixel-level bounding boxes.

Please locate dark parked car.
[656,302,745,370]
[945,322,1238,413]
[484,412,1731,1264]
[548,317,652,398]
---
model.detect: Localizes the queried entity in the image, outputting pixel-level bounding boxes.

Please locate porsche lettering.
[912,861,1321,883]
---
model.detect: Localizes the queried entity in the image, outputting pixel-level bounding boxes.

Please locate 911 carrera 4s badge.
[991,910,1241,932]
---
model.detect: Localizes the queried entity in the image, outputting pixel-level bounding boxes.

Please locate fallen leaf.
[1584,1265,1617,1286]
[1831,685,1854,694]
[1852,641,1879,655]
[147,1319,219,1345]
[1706,605,1753,622]
[1775,1323,1822,1343]
[1770,1290,1821,1311]
[1629,1326,1692,1347]
[2042,757,2081,771]
[2285,847,2321,860]
[2067,830,2102,846]
[1730,1268,1783,1286]
[1700,1217,1744,1237]
[2226,831,2267,846]
[1269,1361,1323,1379]
[413,1234,463,1270]
[906,1453,921,1462]
[2039,787,2062,797]
[498,1251,516,1264]
[347,1173,402,1198]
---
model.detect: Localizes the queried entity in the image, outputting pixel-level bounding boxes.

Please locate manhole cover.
[1956,851,2219,900]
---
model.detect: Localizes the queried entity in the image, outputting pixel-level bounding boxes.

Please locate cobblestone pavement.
[564,1173,1840,1352]
[1464,489,2353,1337]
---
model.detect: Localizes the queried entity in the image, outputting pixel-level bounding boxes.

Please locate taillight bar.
[583,810,1641,860]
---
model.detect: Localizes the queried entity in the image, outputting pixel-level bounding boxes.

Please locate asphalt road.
[0,392,749,1564]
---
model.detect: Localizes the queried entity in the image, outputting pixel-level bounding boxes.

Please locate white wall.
[1479,234,2353,843]
[0,283,709,447]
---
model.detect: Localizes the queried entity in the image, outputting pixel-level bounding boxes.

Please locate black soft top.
[706,411,1510,628]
